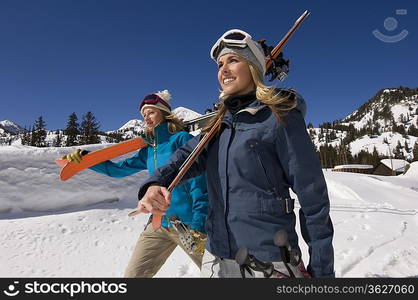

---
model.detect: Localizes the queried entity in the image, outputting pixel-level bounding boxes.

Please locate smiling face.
[142,107,164,131]
[217,53,256,96]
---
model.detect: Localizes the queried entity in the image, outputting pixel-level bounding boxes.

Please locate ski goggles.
[210,29,266,74]
[139,94,171,111]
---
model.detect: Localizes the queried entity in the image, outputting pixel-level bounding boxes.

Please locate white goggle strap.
[246,40,267,75]
[210,29,250,60]
[211,30,267,74]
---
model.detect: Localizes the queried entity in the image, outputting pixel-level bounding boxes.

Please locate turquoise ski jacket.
[89,122,208,232]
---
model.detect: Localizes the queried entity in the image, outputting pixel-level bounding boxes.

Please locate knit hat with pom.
[140,90,172,116]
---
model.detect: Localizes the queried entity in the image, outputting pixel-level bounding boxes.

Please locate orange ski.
[57,137,147,181]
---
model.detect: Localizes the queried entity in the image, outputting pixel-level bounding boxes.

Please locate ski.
[56,137,147,181]
[265,10,310,72]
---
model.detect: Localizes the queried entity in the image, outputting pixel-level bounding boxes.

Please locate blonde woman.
[137,30,334,278]
[62,90,208,277]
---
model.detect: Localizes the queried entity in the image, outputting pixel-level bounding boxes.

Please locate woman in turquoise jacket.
[63,90,208,277]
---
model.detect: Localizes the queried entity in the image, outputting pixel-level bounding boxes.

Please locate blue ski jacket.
[90,122,208,232]
[138,90,334,277]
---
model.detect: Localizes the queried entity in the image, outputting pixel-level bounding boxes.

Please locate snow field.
[1,145,417,277]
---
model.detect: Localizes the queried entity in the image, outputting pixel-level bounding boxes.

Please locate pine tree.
[105,131,124,143]
[79,111,101,145]
[404,141,411,153]
[413,142,418,162]
[65,112,80,146]
[393,141,404,159]
[399,113,406,124]
[398,124,406,135]
[21,126,29,145]
[381,105,392,121]
[29,126,37,146]
[407,124,418,136]
[54,131,63,147]
[34,116,47,147]
[371,146,381,167]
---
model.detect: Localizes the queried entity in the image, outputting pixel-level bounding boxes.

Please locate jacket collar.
[224,91,257,114]
[153,122,171,144]
[141,122,171,145]
[223,98,267,125]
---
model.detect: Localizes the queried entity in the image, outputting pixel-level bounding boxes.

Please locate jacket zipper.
[255,152,275,190]
[152,129,171,225]
[153,129,158,171]
[225,115,237,257]
[256,151,293,214]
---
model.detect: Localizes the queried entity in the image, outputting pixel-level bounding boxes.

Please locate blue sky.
[0,0,417,131]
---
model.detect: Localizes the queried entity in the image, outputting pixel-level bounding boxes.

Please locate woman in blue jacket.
[63,90,208,277]
[137,30,334,278]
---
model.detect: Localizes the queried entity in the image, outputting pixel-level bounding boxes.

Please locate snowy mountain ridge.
[0,107,203,145]
[310,86,418,162]
[341,87,418,132]
[106,107,203,139]
[1,87,418,162]
[0,120,26,135]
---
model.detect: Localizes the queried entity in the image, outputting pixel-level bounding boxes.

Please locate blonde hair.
[201,60,297,134]
[144,111,186,140]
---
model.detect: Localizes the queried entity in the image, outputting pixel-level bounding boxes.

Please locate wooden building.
[184,111,217,133]
[332,164,374,174]
[373,159,410,176]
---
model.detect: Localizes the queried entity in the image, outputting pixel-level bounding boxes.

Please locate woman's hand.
[61,149,88,163]
[138,185,171,215]
[190,230,207,255]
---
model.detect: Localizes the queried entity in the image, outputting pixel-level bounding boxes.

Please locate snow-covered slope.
[1,145,417,277]
[0,144,197,277]
[309,87,418,160]
[117,119,145,132]
[172,107,201,121]
[342,87,418,131]
[0,120,25,135]
[0,120,26,145]
[349,132,418,159]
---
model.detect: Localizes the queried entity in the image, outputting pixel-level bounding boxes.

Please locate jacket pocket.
[254,149,275,191]
[255,151,295,216]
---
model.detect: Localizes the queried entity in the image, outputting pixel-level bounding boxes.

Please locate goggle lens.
[140,94,171,111]
[224,32,246,40]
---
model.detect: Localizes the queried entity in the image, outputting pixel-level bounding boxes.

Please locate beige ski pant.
[124,223,203,278]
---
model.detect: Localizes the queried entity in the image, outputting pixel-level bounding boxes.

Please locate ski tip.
[128,210,140,217]
[296,10,310,23]
[55,159,68,168]
[59,173,70,181]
